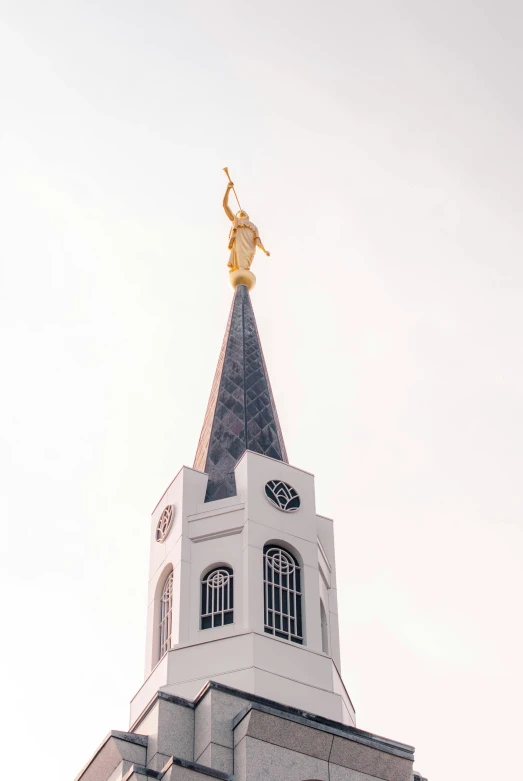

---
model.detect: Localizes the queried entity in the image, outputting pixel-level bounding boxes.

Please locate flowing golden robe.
[227,216,260,271]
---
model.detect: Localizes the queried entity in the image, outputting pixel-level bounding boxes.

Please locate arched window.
[320,599,329,654]
[263,545,303,644]
[201,566,233,629]
[159,571,173,659]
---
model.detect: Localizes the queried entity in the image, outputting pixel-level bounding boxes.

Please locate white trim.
[188,503,245,522]
[151,465,206,514]
[319,563,330,591]
[317,537,332,572]
[190,526,244,543]
[235,448,316,477]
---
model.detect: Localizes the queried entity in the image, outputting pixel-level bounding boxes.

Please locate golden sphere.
[229,268,256,291]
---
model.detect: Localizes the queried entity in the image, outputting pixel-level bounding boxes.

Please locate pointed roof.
[194,284,288,502]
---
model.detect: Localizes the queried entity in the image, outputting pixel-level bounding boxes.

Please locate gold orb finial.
[229,268,256,291]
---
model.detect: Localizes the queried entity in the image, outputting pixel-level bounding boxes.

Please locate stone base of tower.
[75,681,425,781]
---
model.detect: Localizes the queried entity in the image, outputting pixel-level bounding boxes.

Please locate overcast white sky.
[1,1,522,779]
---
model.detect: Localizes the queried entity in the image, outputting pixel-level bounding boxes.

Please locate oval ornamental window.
[264,480,301,512]
[156,505,174,542]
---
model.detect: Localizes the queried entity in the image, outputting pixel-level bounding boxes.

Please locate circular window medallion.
[156,505,174,542]
[264,480,301,512]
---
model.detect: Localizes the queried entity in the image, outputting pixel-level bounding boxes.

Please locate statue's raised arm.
[223,181,235,222]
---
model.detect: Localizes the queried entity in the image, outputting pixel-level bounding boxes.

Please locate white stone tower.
[135,283,352,728]
[75,283,427,781]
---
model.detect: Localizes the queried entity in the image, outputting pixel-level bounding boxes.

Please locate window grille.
[201,567,233,629]
[263,545,302,644]
[265,480,301,512]
[320,599,329,654]
[159,571,173,659]
[156,504,174,542]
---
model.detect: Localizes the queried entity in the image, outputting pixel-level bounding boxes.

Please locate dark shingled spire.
[194,284,288,502]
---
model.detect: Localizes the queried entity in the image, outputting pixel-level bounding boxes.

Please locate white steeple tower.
[134,283,354,728]
[75,278,425,781]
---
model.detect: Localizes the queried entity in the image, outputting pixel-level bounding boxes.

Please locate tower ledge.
[76,682,415,781]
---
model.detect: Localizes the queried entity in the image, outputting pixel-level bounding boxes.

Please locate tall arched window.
[201,566,233,629]
[159,571,173,659]
[263,545,303,644]
[320,599,329,654]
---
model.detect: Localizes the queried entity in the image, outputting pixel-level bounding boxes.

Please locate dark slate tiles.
[193,285,288,502]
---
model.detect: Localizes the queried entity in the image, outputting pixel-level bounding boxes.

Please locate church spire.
[74,170,427,781]
[194,284,288,502]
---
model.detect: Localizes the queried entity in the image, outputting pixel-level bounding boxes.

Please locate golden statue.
[223,168,270,290]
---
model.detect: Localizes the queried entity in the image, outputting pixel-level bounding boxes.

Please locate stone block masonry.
[76,682,423,781]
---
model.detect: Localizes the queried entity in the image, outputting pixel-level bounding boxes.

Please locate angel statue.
[222,174,270,278]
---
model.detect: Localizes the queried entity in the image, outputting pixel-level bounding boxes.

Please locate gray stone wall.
[233,705,413,781]
[76,682,423,781]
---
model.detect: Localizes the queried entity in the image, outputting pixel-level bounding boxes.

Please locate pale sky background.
[1,1,522,779]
